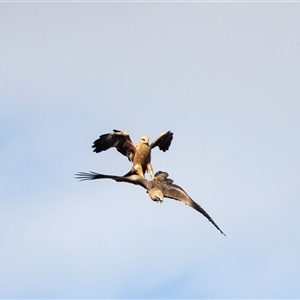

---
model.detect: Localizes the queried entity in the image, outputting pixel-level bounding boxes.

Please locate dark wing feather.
[161,182,226,236]
[150,131,173,151]
[75,171,149,190]
[92,130,136,161]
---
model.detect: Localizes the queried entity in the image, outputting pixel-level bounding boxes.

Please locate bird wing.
[92,130,136,161]
[150,131,173,151]
[75,171,149,190]
[161,181,226,236]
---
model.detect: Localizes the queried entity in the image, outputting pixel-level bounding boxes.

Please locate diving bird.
[92,130,173,180]
[75,171,226,236]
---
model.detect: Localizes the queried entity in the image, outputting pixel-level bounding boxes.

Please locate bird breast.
[135,143,151,164]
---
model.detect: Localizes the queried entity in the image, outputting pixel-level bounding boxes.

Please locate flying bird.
[92,130,173,180]
[75,171,226,236]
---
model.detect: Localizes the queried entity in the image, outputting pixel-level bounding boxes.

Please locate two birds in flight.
[76,129,225,236]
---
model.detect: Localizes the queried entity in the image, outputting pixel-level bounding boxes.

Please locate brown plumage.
[92,130,173,179]
[75,171,226,236]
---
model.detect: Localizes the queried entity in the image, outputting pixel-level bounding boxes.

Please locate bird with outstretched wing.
[75,171,226,236]
[92,130,173,180]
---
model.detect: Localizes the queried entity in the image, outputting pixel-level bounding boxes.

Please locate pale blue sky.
[1,2,300,298]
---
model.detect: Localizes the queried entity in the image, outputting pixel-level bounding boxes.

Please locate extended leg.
[134,164,145,178]
[147,163,156,180]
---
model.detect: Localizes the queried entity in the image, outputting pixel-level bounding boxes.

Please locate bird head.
[148,188,164,203]
[139,136,149,145]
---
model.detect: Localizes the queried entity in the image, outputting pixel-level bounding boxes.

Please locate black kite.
[92,130,173,180]
[75,171,226,236]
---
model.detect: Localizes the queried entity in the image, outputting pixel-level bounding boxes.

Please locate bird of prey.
[92,130,173,180]
[75,171,226,236]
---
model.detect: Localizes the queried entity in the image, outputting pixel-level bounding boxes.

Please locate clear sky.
[1,2,300,299]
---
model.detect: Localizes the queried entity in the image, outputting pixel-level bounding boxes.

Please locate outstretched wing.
[161,181,226,236]
[92,130,136,161]
[75,171,149,190]
[150,131,173,152]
